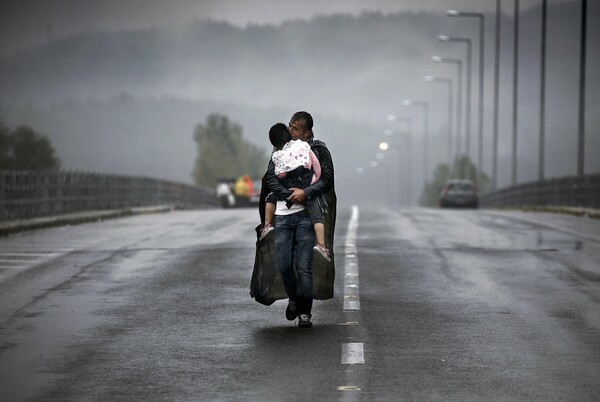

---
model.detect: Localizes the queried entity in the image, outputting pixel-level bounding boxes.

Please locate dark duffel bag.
[250,227,335,306]
[251,186,337,306]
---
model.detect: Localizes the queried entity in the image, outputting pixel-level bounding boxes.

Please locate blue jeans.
[274,209,315,315]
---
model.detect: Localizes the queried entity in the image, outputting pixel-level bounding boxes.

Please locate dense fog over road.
[0,0,597,204]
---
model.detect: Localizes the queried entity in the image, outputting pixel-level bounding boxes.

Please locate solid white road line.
[343,206,360,311]
[340,206,364,368]
[0,253,58,256]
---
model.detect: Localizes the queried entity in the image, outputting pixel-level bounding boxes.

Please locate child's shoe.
[259,224,274,241]
[314,243,331,262]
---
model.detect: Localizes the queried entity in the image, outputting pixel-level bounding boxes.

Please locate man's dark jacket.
[259,138,335,249]
[251,138,336,305]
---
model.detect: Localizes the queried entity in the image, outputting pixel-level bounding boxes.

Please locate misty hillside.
[1,11,450,120]
[0,95,376,188]
[0,5,598,190]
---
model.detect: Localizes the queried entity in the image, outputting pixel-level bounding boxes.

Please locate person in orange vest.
[234,174,252,198]
[244,174,253,197]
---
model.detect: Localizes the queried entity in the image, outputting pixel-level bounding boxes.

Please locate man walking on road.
[266,111,335,328]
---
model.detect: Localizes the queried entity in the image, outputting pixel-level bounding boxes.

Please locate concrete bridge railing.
[480,174,600,211]
[0,170,217,221]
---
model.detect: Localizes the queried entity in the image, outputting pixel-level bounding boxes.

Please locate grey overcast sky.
[0,0,573,56]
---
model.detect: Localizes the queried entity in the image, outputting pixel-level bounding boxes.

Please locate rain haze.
[0,0,597,205]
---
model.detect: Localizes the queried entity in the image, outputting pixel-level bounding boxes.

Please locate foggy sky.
[0,0,595,205]
[0,0,575,56]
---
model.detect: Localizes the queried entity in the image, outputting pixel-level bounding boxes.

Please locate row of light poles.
[436,11,484,185]
[376,1,588,206]
[448,10,485,186]
[401,33,471,188]
[432,56,463,158]
[381,117,414,205]
[401,31,475,187]
[425,75,454,167]
[398,0,588,194]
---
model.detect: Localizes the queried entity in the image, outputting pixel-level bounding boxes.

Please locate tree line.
[2,113,269,190]
[192,113,268,188]
[420,156,491,207]
[0,123,61,170]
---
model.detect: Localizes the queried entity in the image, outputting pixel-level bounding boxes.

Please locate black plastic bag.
[250,230,335,305]
[250,188,337,306]
[250,229,287,305]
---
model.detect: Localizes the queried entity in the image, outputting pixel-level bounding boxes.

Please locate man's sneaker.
[259,224,274,241]
[286,300,298,321]
[314,243,331,262]
[298,314,313,328]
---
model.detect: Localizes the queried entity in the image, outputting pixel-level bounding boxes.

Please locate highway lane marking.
[337,385,361,391]
[0,250,73,283]
[342,342,365,365]
[0,252,63,267]
[486,211,600,244]
[0,252,62,259]
[0,249,75,255]
[0,253,60,256]
[0,256,55,262]
[0,261,43,266]
[340,204,364,377]
[343,205,360,311]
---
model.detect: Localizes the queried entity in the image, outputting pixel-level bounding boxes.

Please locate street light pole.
[389,117,414,206]
[448,10,485,183]
[539,0,547,181]
[404,118,413,205]
[425,75,454,167]
[577,0,588,177]
[512,0,520,186]
[402,100,429,186]
[438,36,472,161]
[386,116,414,205]
[432,56,463,161]
[492,0,502,190]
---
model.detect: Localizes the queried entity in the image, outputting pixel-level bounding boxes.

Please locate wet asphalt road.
[0,206,599,401]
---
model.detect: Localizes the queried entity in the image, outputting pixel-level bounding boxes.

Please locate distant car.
[439,179,479,209]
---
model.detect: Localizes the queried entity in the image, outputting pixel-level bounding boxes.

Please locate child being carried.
[260,123,330,262]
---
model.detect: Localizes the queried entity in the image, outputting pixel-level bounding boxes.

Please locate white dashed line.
[0,253,59,257]
[0,251,72,282]
[342,342,365,365]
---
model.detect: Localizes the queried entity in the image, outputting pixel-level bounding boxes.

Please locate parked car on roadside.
[439,179,479,209]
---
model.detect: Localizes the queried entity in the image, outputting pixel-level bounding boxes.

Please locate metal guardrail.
[0,170,217,221]
[480,174,600,209]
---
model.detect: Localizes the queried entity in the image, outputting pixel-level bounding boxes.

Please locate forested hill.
[0,11,442,120]
[1,4,597,185]
[1,6,591,122]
